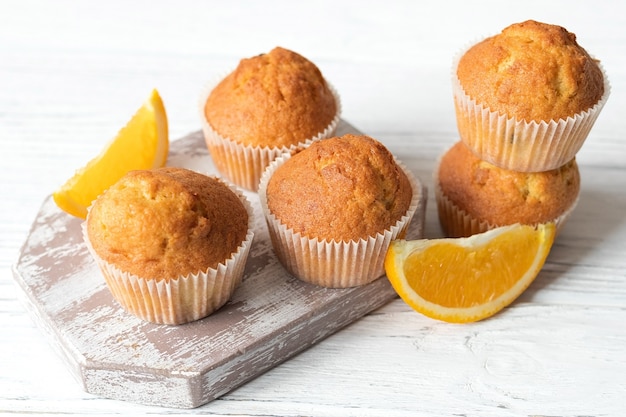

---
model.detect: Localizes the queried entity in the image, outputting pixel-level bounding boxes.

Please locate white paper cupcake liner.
[82,179,255,325]
[199,72,341,192]
[258,152,426,288]
[451,44,610,173]
[433,155,579,237]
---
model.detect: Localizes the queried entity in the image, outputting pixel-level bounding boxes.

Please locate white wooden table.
[1,1,625,415]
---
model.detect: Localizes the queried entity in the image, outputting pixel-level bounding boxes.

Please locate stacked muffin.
[436,20,609,237]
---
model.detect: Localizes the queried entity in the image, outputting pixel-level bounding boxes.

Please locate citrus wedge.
[53,89,169,219]
[384,223,556,323]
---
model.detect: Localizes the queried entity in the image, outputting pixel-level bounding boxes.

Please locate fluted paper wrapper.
[452,47,610,173]
[82,182,255,325]
[199,73,341,192]
[433,163,579,238]
[258,152,426,288]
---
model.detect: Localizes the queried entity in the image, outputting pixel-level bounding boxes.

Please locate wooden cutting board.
[12,120,427,408]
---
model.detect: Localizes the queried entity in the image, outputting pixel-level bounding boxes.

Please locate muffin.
[83,167,254,325]
[259,133,425,288]
[453,20,609,172]
[200,46,340,191]
[435,142,580,237]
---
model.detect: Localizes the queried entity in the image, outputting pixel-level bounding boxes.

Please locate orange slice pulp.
[384,223,556,323]
[53,89,169,219]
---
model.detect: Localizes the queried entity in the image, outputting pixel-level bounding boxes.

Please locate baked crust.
[205,47,337,148]
[87,167,249,280]
[266,134,412,241]
[457,20,604,122]
[437,142,580,226]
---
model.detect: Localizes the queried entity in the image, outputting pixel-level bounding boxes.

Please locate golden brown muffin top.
[438,142,580,226]
[266,134,413,242]
[457,20,604,122]
[205,46,337,148]
[86,167,249,280]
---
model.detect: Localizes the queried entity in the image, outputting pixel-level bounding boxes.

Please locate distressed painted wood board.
[12,120,427,409]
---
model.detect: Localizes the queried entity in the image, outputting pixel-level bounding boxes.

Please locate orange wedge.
[384,223,556,323]
[53,89,169,219]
